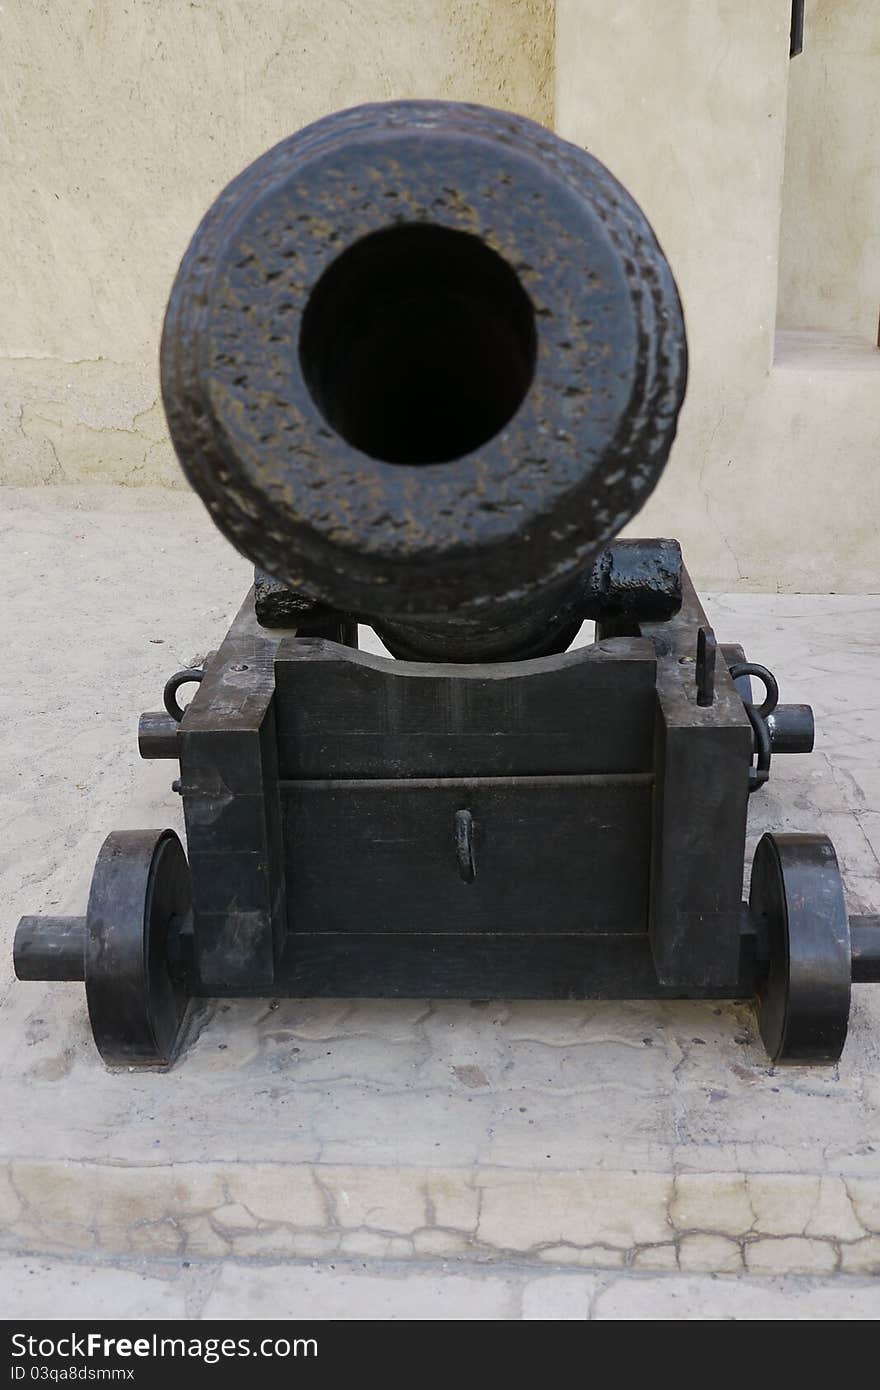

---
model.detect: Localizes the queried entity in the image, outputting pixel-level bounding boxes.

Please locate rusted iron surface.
[374,538,684,662]
[161,100,687,644]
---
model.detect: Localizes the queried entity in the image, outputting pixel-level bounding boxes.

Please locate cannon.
[15,100,880,1067]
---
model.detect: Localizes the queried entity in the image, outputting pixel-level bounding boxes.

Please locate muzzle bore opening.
[298,223,537,465]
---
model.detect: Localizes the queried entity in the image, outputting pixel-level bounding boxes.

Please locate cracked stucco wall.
[0,0,553,486]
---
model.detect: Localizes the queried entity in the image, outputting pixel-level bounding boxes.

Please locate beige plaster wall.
[0,0,553,484]
[777,1,880,339]
[557,0,879,590]
[3,2,879,592]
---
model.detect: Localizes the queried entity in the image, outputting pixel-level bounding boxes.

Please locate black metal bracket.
[696,625,717,706]
[790,1,805,59]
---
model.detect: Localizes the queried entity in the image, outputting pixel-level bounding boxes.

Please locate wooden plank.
[179,590,287,989]
[282,774,652,936]
[274,635,657,779]
[190,932,752,1001]
[644,571,753,988]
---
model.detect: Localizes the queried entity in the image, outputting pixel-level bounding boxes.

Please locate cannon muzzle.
[161,101,687,659]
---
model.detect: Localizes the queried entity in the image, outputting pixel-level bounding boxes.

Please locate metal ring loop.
[163,668,204,723]
[728,662,779,718]
[744,702,772,791]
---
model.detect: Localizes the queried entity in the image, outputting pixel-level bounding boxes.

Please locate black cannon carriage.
[14,100,880,1067]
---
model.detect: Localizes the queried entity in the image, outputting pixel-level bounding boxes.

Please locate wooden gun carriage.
[15,102,880,1067]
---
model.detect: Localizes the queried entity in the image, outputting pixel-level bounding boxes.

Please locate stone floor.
[1,486,879,1319]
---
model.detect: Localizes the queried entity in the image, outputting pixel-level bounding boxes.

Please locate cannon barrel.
[161,101,687,659]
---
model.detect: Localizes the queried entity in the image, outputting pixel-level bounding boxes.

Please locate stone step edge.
[2,1159,879,1276]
